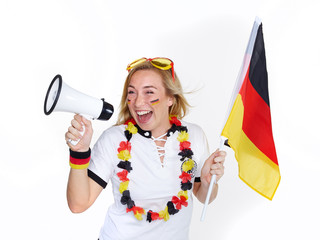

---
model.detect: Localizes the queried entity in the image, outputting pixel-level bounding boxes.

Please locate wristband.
[69,148,91,169]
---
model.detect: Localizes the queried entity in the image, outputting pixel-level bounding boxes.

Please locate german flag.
[221,19,280,200]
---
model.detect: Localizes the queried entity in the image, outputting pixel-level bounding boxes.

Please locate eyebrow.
[128,85,158,90]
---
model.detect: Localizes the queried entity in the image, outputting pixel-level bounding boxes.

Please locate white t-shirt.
[88,120,209,240]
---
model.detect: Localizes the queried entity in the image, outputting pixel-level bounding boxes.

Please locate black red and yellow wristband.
[69,148,91,169]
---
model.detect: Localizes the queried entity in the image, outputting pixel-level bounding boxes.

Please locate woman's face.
[127,69,173,137]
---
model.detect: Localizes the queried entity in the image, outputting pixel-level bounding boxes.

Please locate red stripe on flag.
[239,67,278,165]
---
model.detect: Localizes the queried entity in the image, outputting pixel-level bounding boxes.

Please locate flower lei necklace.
[116,115,196,222]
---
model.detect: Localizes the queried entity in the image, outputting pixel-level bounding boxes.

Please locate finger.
[71,118,83,132]
[205,150,219,165]
[74,114,82,122]
[213,156,225,164]
[210,169,224,176]
[211,163,225,171]
[65,131,79,142]
[210,169,220,175]
[210,163,220,170]
[81,115,92,127]
[210,150,226,160]
[215,150,226,159]
[81,117,93,136]
[68,126,83,140]
[65,132,70,142]
[212,148,220,157]
[204,150,226,170]
[218,150,227,157]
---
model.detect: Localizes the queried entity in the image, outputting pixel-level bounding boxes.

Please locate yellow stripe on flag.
[237,131,280,200]
[222,94,280,200]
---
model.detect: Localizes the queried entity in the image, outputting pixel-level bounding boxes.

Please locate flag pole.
[200,136,226,221]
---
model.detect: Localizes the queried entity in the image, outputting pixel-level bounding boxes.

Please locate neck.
[152,129,170,139]
[151,120,171,138]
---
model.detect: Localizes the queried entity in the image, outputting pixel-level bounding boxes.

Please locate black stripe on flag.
[249,23,270,107]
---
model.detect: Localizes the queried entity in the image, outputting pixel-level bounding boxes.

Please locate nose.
[134,93,145,107]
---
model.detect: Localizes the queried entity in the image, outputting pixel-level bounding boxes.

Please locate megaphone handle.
[69,114,92,146]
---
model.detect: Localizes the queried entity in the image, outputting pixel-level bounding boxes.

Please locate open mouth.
[136,110,153,124]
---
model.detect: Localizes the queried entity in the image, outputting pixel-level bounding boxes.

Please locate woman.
[65,57,226,240]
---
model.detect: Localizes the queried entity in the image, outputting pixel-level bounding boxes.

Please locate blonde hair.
[116,61,190,125]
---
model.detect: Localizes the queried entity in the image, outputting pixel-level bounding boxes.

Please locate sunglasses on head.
[126,57,175,82]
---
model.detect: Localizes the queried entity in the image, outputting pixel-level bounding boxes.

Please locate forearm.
[67,168,91,213]
[194,181,218,204]
[65,116,100,213]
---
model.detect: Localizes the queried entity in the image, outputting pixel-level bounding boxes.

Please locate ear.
[167,95,174,107]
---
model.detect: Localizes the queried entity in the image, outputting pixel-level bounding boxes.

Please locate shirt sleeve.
[88,128,118,188]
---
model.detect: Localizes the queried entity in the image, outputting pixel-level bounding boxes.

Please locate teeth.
[137,111,151,116]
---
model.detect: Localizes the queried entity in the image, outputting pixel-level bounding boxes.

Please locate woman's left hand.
[201,149,226,185]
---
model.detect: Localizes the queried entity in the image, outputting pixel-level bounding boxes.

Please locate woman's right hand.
[65,114,93,152]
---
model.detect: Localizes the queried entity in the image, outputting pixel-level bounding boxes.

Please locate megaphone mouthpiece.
[98,99,114,120]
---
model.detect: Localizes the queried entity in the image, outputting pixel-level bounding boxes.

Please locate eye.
[146,91,154,94]
[128,90,135,94]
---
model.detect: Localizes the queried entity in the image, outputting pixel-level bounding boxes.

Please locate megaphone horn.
[44,74,114,120]
[44,74,114,145]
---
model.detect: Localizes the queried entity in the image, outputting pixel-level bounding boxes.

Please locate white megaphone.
[44,74,114,145]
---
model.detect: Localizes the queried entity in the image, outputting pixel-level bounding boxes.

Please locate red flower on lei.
[179,171,192,183]
[171,195,188,210]
[179,141,191,150]
[117,170,129,182]
[118,141,131,153]
[169,115,181,126]
[148,210,161,221]
[125,118,136,125]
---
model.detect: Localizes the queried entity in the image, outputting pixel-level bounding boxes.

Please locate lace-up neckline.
[151,132,168,160]
[133,123,178,167]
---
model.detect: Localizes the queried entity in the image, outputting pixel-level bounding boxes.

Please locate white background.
[1,0,319,239]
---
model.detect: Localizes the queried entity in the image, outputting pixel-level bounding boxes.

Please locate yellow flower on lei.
[117,150,131,161]
[126,122,138,134]
[177,131,189,142]
[178,190,189,200]
[134,210,146,221]
[159,206,170,221]
[182,159,195,172]
[119,181,129,193]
